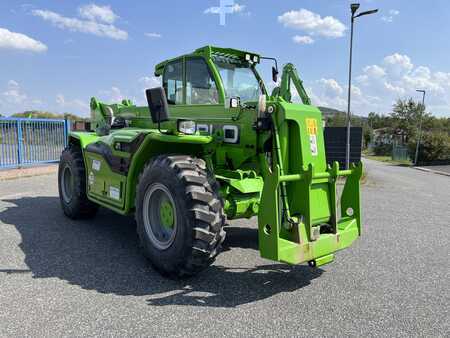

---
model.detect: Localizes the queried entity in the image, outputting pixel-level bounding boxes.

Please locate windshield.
[214,61,263,102]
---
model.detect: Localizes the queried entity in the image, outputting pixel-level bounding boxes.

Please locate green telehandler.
[58,46,363,277]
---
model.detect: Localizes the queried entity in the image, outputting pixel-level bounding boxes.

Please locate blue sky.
[1,0,450,117]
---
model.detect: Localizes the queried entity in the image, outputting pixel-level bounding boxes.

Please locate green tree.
[367,112,392,130]
[391,98,429,141]
[11,111,86,121]
[325,112,346,127]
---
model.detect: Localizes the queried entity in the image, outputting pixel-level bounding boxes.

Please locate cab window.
[186,58,219,105]
[163,60,183,105]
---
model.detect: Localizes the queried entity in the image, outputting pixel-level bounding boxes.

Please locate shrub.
[373,143,393,156]
[408,132,450,164]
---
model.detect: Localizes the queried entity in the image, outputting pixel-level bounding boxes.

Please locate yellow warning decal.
[306,118,318,135]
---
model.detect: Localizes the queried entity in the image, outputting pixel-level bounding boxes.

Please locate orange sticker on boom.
[306,118,318,135]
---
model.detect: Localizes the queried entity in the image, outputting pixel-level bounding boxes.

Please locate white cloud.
[363,65,386,78]
[308,53,450,116]
[78,4,118,24]
[55,94,65,105]
[319,78,344,97]
[389,9,400,16]
[8,80,19,88]
[383,82,405,95]
[231,4,245,13]
[99,86,124,103]
[383,53,413,78]
[381,9,400,22]
[0,27,47,52]
[384,53,413,69]
[307,78,347,109]
[96,75,162,108]
[32,6,128,40]
[139,76,161,88]
[145,32,162,39]
[278,9,346,38]
[356,65,386,85]
[0,80,46,115]
[204,3,245,14]
[109,86,124,102]
[292,35,314,44]
[2,80,27,104]
[56,94,89,113]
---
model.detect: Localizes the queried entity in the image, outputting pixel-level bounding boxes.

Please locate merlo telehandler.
[58,46,363,277]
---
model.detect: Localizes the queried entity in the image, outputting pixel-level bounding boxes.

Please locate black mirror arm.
[261,56,279,83]
[261,56,278,72]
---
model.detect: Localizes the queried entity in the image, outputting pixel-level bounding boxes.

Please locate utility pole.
[346,4,378,169]
[414,89,426,165]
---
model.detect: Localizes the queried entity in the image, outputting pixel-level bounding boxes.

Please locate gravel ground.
[0,159,448,337]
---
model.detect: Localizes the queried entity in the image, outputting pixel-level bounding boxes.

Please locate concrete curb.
[0,164,58,181]
[413,166,450,177]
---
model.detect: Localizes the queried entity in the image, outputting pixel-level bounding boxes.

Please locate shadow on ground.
[0,196,322,307]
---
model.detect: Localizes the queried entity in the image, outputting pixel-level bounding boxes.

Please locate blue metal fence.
[0,118,70,168]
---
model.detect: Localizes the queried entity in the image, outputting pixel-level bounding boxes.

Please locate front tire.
[58,144,98,219]
[135,155,226,278]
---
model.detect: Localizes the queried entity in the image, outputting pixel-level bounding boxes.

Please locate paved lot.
[0,159,449,337]
[422,165,450,175]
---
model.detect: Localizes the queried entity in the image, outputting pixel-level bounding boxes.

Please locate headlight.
[177,120,196,135]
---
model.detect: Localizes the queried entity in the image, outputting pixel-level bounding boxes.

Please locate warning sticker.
[92,159,101,171]
[306,118,318,135]
[109,186,120,200]
[309,135,318,156]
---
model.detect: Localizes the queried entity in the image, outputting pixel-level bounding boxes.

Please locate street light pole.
[345,4,378,169]
[345,6,357,170]
[414,89,426,165]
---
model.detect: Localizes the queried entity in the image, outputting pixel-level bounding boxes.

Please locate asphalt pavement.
[419,165,450,175]
[0,159,449,337]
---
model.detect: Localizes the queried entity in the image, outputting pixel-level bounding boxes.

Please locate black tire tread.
[58,143,98,219]
[135,155,226,278]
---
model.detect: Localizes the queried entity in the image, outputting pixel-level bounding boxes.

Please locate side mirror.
[145,87,170,123]
[272,66,279,83]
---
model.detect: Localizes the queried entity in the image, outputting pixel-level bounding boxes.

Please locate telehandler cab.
[58,46,363,277]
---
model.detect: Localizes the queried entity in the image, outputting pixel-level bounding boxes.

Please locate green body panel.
[69,45,363,267]
[71,128,213,214]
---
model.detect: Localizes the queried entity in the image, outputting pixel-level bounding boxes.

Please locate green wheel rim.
[160,200,174,229]
[143,183,177,250]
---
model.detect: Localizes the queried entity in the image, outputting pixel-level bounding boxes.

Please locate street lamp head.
[416,89,425,93]
[355,9,378,18]
[351,3,360,15]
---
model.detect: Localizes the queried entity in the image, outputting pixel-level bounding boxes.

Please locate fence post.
[64,118,70,147]
[17,119,23,167]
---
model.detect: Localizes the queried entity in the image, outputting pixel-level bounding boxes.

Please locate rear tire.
[135,155,226,278]
[58,144,99,219]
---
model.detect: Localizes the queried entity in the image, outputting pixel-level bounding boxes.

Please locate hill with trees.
[10,111,87,121]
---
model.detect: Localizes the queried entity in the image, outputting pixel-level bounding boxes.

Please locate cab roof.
[154,45,260,76]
